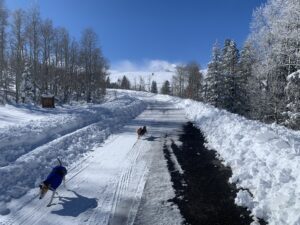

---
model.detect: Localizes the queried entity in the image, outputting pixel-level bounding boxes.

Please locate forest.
[0,0,108,105]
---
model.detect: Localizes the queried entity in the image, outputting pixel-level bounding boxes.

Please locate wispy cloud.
[111,59,180,72]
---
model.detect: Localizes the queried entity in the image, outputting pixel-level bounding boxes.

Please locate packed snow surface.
[0,91,184,225]
[112,90,300,225]
[1,89,300,225]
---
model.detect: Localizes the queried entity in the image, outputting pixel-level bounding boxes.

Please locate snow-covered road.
[2,90,300,225]
[1,100,185,225]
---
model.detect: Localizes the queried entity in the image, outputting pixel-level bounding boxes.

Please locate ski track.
[1,100,184,225]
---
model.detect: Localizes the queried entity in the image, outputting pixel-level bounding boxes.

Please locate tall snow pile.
[0,95,146,215]
[178,98,300,225]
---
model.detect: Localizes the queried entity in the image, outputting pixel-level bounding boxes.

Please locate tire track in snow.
[108,140,150,225]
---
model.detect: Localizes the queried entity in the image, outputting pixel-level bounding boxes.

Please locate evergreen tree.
[249,0,300,123]
[221,39,239,113]
[106,76,110,88]
[120,75,130,89]
[138,77,146,91]
[150,80,158,93]
[20,65,34,103]
[205,42,224,107]
[161,80,171,95]
[236,41,255,116]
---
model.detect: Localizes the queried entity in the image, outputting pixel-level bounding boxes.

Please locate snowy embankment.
[177,98,300,225]
[0,104,46,128]
[0,95,146,215]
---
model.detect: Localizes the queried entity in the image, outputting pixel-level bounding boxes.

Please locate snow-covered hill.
[109,70,174,90]
[109,60,208,91]
[109,60,176,90]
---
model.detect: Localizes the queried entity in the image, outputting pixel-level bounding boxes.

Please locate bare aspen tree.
[11,9,26,103]
[80,28,97,102]
[0,0,8,103]
[80,28,107,102]
[26,6,41,102]
[69,38,80,101]
[172,65,188,97]
[40,19,54,94]
[0,0,108,104]
[185,62,203,100]
[60,28,70,102]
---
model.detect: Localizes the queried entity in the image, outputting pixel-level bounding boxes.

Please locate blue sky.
[7,0,266,70]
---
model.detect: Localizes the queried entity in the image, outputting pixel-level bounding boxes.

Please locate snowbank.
[178,99,300,225]
[0,95,146,215]
[0,104,46,128]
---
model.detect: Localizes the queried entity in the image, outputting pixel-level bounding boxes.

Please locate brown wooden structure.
[41,95,55,108]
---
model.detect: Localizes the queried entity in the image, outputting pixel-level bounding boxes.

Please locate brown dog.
[39,158,67,206]
[137,126,147,139]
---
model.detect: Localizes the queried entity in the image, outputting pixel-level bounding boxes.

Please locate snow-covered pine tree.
[106,76,111,88]
[220,39,239,113]
[20,65,34,103]
[205,41,224,107]
[161,80,171,95]
[249,0,300,123]
[120,75,131,90]
[150,80,158,93]
[138,77,146,91]
[236,41,256,116]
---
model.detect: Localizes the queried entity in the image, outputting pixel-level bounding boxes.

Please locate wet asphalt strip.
[163,122,267,225]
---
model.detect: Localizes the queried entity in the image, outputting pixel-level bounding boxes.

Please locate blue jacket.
[44,166,67,190]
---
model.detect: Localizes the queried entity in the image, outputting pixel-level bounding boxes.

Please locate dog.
[39,158,67,207]
[137,126,147,139]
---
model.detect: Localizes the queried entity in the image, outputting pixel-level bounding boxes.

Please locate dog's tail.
[57,158,62,166]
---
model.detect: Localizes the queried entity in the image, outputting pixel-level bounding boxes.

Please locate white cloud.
[111,60,138,72]
[111,59,180,72]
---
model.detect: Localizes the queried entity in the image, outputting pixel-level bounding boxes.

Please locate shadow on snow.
[51,190,98,217]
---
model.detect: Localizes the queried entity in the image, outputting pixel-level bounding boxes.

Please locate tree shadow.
[51,190,98,217]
